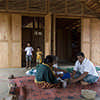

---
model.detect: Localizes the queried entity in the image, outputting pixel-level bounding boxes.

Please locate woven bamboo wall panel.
[11,43,21,67]
[29,0,46,12]
[8,0,26,10]
[0,0,6,10]
[12,14,21,41]
[49,0,65,13]
[84,7,94,15]
[86,0,100,15]
[67,0,81,14]
[0,43,8,68]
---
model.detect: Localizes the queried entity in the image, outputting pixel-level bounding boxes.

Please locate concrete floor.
[0,68,26,99]
[0,68,100,100]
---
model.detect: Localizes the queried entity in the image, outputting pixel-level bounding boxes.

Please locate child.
[25,43,34,69]
[36,47,42,64]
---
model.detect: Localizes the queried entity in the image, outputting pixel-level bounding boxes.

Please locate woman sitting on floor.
[35,55,61,89]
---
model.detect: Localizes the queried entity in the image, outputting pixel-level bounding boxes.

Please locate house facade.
[0,0,100,68]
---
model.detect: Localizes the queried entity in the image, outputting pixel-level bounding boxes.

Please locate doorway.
[22,16,44,67]
[56,18,81,65]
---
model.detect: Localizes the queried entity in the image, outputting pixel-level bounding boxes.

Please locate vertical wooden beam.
[81,17,91,59]
[8,14,12,67]
[45,13,51,57]
[52,14,56,55]
[89,18,92,61]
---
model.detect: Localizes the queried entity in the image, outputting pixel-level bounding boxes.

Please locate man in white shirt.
[71,52,99,85]
[25,43,34,69]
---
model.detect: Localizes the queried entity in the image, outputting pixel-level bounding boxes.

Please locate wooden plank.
[11,14,22,67]
[0,13,9,68]
[0,42,8,68]
[11,42,21,67]
[90,18,100,65]
[49,0,65,13]
[8,0,26,10]
[12,14,21,41]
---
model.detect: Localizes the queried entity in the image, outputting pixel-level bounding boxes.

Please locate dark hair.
[37,47,40,49]
[27,42,31,45]
[77,52,85,57]
[43,55,54,64]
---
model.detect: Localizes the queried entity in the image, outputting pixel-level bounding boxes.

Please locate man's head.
[77,52,85,63]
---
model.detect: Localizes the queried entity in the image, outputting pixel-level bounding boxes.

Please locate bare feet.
[81,81,89,85]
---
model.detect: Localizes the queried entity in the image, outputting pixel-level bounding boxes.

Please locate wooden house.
[0,0,100,68]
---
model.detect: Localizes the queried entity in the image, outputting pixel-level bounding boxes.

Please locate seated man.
[71,52,99,85]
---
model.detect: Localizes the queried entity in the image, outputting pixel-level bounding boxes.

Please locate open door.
[56,18,81,65]
[22,16,44,67]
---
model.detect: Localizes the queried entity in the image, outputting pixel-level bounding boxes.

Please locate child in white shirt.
[25,43,34,69]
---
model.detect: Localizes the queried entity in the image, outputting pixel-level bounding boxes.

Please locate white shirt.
[25,47,34,56]
[53,63,58,68]
[74,58,99,77]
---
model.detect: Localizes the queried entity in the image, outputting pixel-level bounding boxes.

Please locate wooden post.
[8,14,12,67]
[52,14,56,55]
[81,17,91,59]
[45,13,51,57]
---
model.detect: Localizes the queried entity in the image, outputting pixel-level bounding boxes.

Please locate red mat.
[9,76,100,100]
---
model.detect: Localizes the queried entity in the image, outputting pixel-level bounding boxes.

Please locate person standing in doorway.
[25,43,34,69]
[36,47,43,65]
